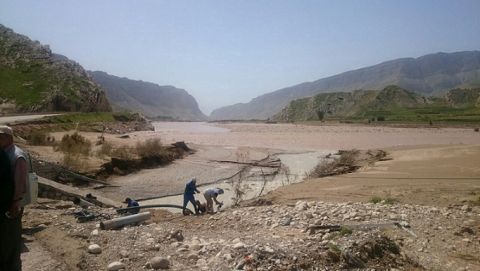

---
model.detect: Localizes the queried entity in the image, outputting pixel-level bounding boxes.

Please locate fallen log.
[100,212,151,230]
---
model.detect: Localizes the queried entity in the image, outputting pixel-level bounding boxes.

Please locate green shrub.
[370,196,382,204]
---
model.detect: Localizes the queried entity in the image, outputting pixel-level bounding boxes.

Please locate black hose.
[116,204,193,214]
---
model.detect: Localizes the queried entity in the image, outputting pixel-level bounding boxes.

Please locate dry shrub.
[63,152,84,169]
[97,141,113,158]
[111,145,134,160]
[57,132,91,156]
[28,130,51,145]
[135,138,163,158]
[308,150,360,178]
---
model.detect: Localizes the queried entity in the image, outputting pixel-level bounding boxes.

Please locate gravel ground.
[22,198,479,271]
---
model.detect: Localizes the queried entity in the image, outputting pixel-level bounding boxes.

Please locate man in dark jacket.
[125,197,140,214]
[183,177,199,214]
[0,125,26,271]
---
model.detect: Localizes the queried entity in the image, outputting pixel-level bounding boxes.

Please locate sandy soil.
[264,144,480,207]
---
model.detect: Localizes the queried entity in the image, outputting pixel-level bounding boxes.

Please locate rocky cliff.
[0,24,111,113]
[89,71,207,121]
[211,51,480,120]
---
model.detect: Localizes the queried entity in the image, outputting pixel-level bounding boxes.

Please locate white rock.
[107,261,125,271]
[91,229,99,236]
[190,244,202,251]
[149,256,170,269]
[88,244,102,254]
[233,242,245,249]
[295,201,308,211]
[119,250,129,258]
[263,246,274,253]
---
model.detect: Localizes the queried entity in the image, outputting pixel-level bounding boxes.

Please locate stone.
[295,201,308,211]
[187,253,199,261]
[461,205,472,212]
[263,246,274,253]
[91,229,99,236]
[119,250,129,258]
[88,244,102,254]
[233,242,245,249]
[149,256,170,269]
[190,244,202,251]
[196,258,207,266]
[107,261,125,271]
[280,216,292,226]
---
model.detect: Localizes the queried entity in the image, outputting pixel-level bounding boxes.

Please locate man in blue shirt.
[125,198,140,214]
[183,177,199,215]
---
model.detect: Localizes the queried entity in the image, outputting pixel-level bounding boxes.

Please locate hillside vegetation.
[0,24,111,114]
[274,86,480,123]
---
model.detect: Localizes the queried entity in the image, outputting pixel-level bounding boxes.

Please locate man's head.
[217,188,224,195]
[125,197,132,203]
[0,125,13,149]
[191,177,196,184]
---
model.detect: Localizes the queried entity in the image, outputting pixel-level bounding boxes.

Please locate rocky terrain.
[23,197,479,270]
[210,51,480,120]
[0,24,111,113]
[273,86,480,122]
[89,71,207,121]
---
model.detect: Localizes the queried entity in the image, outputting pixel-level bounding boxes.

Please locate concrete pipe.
[100,212,151,230]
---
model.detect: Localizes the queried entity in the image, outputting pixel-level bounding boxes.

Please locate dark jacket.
[0,150,14,220]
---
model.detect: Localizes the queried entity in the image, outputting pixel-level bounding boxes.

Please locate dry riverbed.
[21,122,480,270]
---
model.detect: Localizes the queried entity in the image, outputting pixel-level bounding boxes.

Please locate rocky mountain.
[274,86,480,122]
[211,51,480,120]
[0,24,111,114]
[89,71,207,121]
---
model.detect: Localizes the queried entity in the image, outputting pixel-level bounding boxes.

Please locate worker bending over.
[203,188,224,214]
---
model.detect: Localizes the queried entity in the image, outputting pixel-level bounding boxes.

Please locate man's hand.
[7,200,21,218]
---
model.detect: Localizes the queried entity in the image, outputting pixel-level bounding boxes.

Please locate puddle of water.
[153,122,230,133]
[142,150,334,213]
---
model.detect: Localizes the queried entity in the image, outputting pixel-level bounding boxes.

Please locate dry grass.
[111,145,134,160]
[136,138,163,158]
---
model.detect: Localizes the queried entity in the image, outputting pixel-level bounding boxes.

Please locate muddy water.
[142,150,334,213]
[153,121,230,133]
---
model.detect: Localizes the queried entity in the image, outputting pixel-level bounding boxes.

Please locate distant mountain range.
[89,71,207,121]
[0,24,206,121]
[211,51,480,120]
[274,85,480,122]
[0,24,111,113]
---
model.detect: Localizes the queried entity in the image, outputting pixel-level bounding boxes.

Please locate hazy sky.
[1,1,479,114]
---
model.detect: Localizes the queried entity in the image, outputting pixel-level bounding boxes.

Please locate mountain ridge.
[89,71,207,121]
[211,51,480,120]
[0,24,111,113]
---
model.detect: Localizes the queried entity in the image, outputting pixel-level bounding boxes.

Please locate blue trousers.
[183,193,198,213]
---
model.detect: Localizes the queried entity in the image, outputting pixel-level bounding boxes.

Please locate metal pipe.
[116,204,191,213]
[100,212,151,230]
